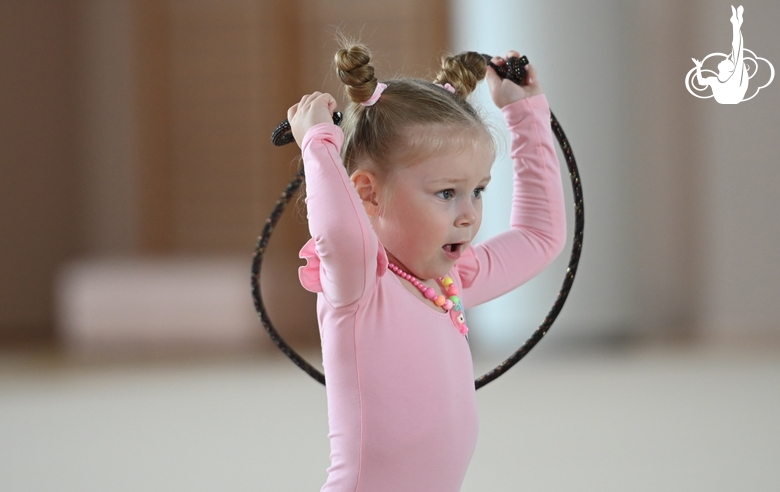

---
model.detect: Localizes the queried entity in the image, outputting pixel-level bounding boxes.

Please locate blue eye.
[436,189,454,200]
[473,187,486,198]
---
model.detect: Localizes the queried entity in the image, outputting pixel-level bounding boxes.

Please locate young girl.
[288,43,566,491]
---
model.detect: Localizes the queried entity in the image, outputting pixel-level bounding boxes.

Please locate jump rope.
[252,55,584,390]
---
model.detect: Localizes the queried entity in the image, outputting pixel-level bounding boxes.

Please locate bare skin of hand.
[287,91,338,149]
[486,50,545,108]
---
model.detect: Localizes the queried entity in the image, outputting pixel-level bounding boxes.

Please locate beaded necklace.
[387,262,468,335]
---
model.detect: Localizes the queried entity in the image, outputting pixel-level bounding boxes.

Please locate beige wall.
[692,1,780,339]
[628,1,707,339]
[629,0,780,341]
[0,0,448,346]
[0,2,80,341]
[452,0,780,347]
[4,0,777,348]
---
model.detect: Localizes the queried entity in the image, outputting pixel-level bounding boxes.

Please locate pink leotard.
[298,94,566,492]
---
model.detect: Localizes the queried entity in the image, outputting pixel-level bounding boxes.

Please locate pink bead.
[443,300,454,310]
[424,288,436,299]
[446,285,458,296]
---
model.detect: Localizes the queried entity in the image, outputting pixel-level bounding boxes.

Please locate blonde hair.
[294,42,495,220]
[334,42,494,180]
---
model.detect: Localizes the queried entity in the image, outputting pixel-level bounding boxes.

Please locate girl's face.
[372,137,494,280]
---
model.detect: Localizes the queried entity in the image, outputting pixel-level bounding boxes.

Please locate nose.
[455,197,478,227]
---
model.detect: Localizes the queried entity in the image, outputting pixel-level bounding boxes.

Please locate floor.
[1,342,779,491]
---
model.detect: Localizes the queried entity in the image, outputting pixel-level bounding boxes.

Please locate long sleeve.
[297,122,382,308]
[457,93,567,307]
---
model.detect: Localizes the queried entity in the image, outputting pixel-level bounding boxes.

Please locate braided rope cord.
[251,55,583,389]
[250,171,326,384]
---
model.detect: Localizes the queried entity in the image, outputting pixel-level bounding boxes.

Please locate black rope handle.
[251,54,584,389]
[272,112,343,147]
[485,53,530,85]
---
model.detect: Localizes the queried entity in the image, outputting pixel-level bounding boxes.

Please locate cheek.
[474,201,484,229]
[398,205,447,250]
[408,209,439,236]
[395,190,429,220]
[382,191,429,234]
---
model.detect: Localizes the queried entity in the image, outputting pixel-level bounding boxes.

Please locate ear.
[350,169,382,217]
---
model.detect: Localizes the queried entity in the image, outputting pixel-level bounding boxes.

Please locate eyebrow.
[430,176,492,185]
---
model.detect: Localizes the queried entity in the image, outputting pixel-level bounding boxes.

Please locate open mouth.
[442,243,464,256]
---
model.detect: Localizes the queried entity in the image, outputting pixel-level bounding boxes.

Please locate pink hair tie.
[435,82,456,94]
[361,82,387,107]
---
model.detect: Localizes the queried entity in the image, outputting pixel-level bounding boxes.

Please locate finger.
[491,56,505,66]
[506,50,520,60]
[299,91,322,108]
[324,93,338,114]
[526,64,537,84]
[314,92,338,114]
[287,103,299,121]
[485,65,501,93]
[297,94,311,112]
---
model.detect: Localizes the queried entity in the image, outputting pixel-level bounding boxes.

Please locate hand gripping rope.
[252,55,584,390]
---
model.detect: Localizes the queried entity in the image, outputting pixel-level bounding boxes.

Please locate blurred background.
[1,0,778,490]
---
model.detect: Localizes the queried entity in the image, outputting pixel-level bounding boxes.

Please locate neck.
[385,250,427,281]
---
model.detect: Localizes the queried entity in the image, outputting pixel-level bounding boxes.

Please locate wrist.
[300,122,344,154]
[501,93,549,127]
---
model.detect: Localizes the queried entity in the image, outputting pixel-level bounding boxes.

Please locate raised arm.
[731,6,744,70]
[458,93,567,306]
[298,124,381,307]
[291,94,380,308]
[693,59,712,87]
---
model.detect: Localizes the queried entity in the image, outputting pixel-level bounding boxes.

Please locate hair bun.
[335,43,378,105]
[433,51,487,99]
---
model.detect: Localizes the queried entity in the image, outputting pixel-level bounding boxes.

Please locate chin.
[432,260,457,279]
